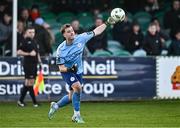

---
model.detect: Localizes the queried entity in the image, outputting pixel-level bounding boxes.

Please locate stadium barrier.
[0,57,158,101]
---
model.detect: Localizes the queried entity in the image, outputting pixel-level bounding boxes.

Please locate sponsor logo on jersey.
[77,43,81,48]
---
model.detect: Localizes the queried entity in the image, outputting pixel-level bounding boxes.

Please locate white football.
[110,8,125,22]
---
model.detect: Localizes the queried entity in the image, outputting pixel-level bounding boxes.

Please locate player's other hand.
[67,64,78,73]
[29,50,36,56]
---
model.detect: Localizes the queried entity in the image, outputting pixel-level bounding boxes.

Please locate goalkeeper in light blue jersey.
[48,15,121,123]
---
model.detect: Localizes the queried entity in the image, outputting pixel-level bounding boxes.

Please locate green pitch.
[1,100,180,127]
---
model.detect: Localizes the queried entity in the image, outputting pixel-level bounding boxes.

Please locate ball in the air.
[110,8,125,22]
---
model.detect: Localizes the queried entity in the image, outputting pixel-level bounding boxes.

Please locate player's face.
[63,26,75,40]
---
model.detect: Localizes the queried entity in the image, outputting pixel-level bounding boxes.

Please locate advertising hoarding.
[0,57,156,101]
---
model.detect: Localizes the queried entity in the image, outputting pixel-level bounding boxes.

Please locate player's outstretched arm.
[93,17,116,36]
[93,8,125,37]
[93,23,107,37]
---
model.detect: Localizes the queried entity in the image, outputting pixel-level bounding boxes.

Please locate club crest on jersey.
[70,77,75,82]
[77,43,81,48]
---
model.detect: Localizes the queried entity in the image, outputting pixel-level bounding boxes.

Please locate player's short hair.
[60,24,71,34]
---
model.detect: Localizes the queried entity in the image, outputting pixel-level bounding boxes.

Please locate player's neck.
[66,39,73,45]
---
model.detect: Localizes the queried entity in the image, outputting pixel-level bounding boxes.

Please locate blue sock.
[57,95,70,108]
[72,92,80,111]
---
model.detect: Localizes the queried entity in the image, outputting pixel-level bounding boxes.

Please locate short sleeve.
[79,31,94,44]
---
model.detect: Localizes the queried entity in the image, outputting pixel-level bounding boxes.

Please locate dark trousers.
[19,86,37,104]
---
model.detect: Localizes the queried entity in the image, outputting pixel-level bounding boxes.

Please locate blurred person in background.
[151,17,170,52]
[168,30,180,55]
[17,26,41,107]
[163,0,180,39]
[17,20,25,49]
[112,15,132,46]
[0,0,8,20]
[143,0,160,15]
[92,8,101,19]
[34,17,53,56]
[151,17,170,41]
[86,17,110,54]
[71,19,84,34]
[125,21,144,54]
[18,7,33,28]
[93,8,100,17]
[143,23,163,55]
[0,8,12,56]
[29,4,40,22]
[43,22,55,50]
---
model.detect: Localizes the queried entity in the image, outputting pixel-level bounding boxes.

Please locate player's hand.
[29,50,36,56]
[67,64,78,73]
[105,17,116,25]
[118,15,125,22]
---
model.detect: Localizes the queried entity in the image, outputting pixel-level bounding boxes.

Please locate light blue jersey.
[56,32,94,74]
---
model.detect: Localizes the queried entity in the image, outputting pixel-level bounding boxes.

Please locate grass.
[1,100,180,127]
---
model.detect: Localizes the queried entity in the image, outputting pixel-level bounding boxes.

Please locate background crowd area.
[0,0,179,57]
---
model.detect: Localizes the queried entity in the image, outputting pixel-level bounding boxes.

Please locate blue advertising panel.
[0,57,156,101]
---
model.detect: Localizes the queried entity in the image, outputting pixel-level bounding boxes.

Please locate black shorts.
[23,64,37,79]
